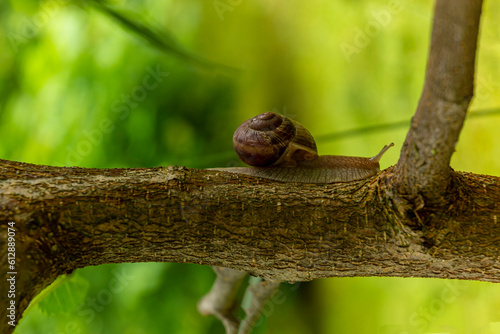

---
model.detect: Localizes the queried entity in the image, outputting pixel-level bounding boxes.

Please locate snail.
[213,112,393,183]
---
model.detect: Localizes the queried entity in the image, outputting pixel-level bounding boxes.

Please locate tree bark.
[0,0,492,334]
[395,0,483,204]
[1,160,499,333]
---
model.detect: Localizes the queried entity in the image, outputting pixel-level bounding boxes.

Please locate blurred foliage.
[36,274,89,316]
[1,0,499,333]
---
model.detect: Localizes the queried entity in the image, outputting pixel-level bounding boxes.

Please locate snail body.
[215,112,393,184]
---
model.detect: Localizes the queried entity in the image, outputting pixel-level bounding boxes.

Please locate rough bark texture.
[0,0,493,333]
[0,160,499,333]
[395,0,483,204]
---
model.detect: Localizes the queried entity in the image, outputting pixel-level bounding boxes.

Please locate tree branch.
[0,2,492,334]
[1,160,499,333]
[198,267,247,334]
[395,0,483,203]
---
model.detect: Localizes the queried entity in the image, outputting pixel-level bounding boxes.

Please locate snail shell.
[232,112,318,167]
[213,112,394,183]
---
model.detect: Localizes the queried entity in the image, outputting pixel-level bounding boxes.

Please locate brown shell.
[232,112,318,167]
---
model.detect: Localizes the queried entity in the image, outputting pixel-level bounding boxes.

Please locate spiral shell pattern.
[232,112,317,167]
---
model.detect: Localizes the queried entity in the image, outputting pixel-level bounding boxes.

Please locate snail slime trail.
[212,112,393,184]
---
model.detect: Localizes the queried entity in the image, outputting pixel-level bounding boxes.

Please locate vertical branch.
[198,268,247,334]
[239,280,281,334]
[395,0,483,204]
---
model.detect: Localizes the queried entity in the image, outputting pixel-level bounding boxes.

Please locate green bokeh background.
[1,0,499,333]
